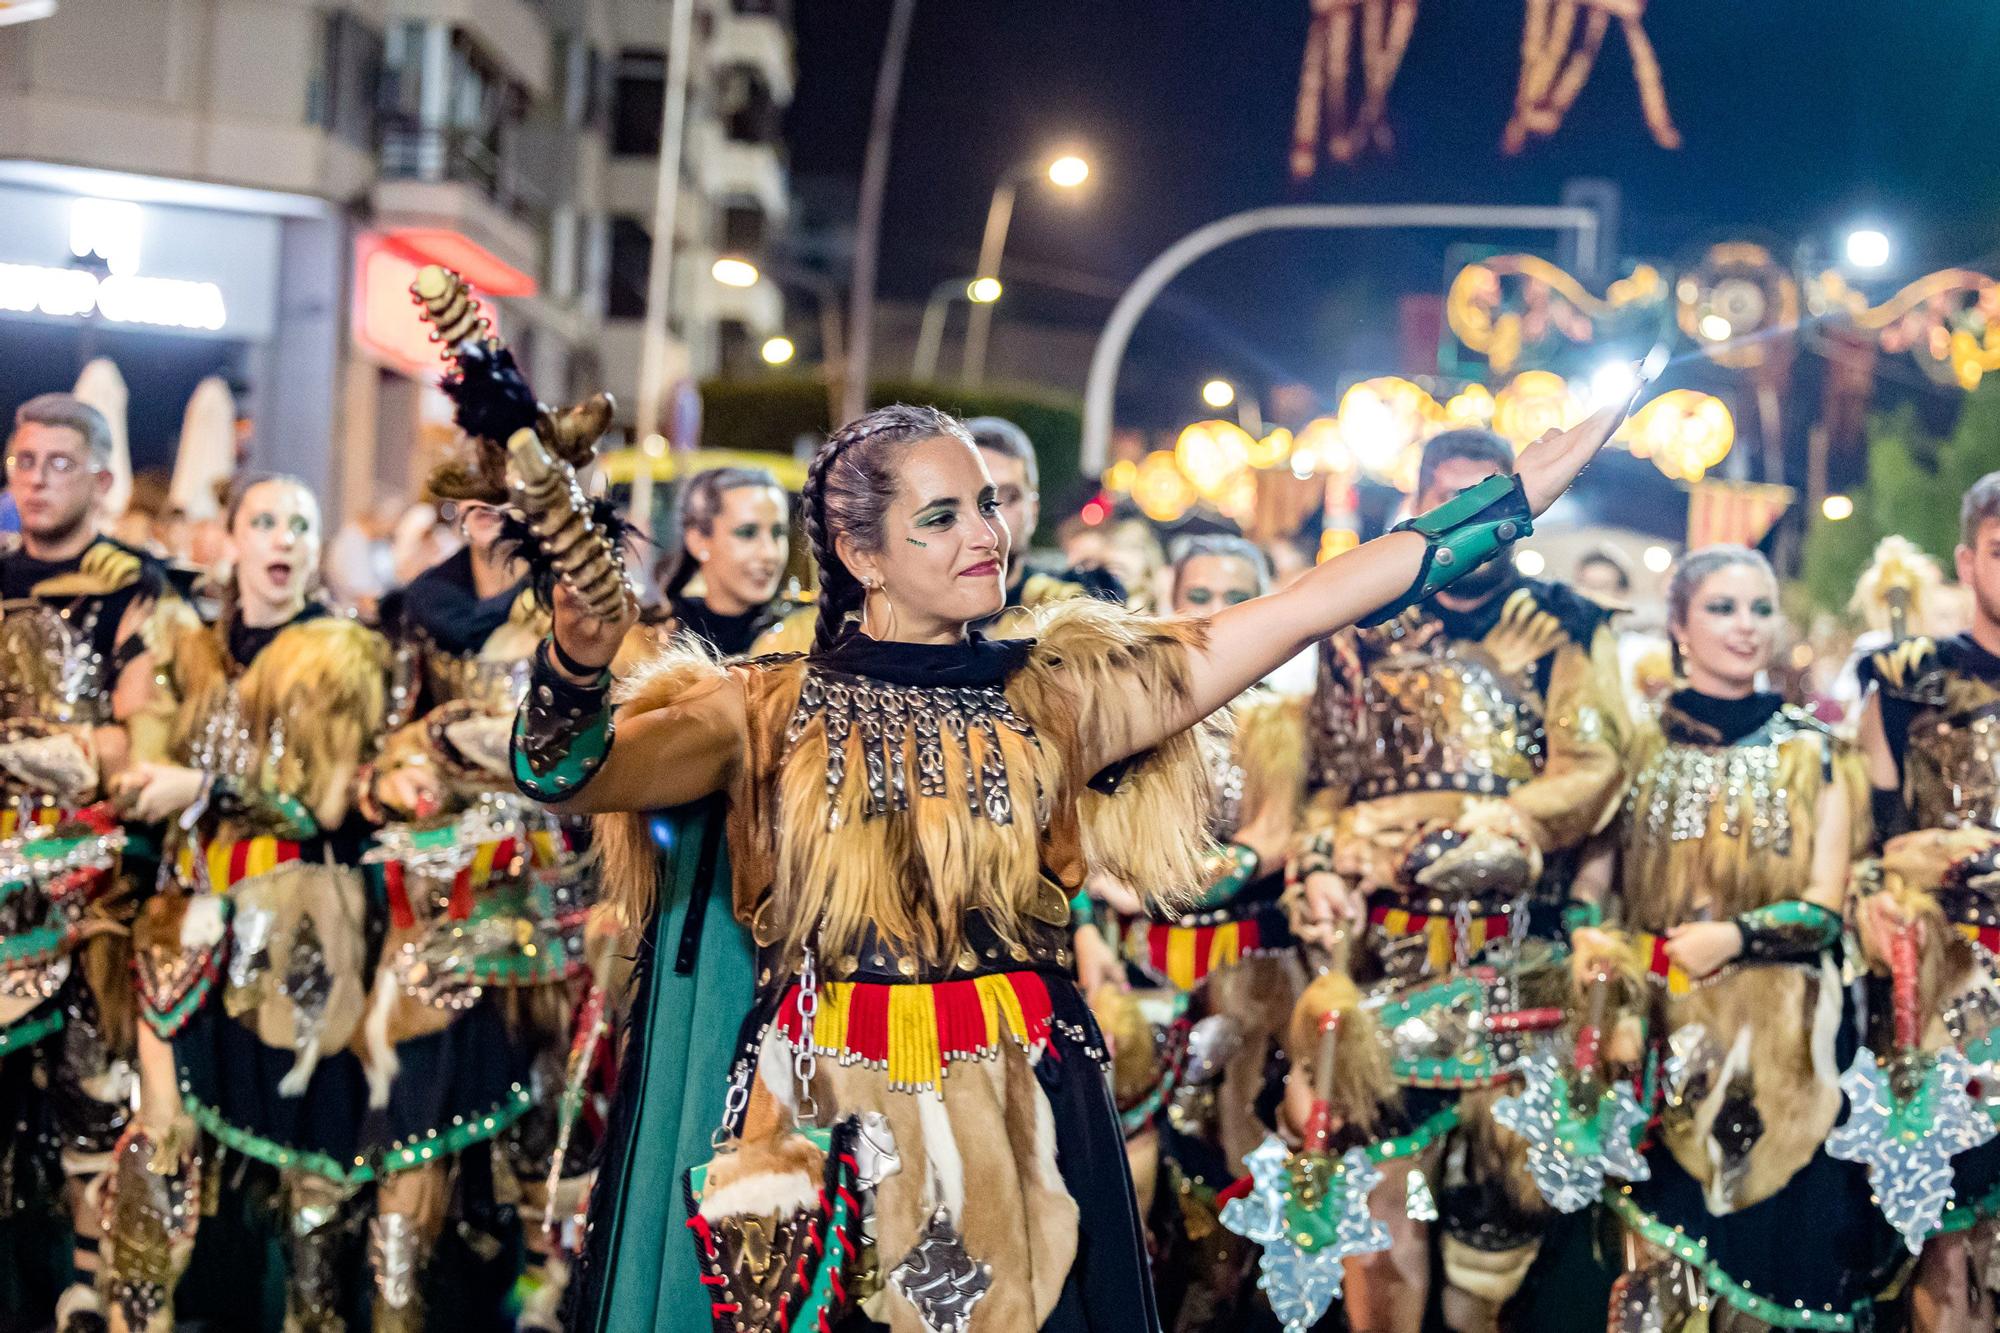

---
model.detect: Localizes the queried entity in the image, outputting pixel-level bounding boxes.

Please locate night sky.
[789,0,2000,467]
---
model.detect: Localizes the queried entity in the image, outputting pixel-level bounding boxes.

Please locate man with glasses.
[0,392,186,1333]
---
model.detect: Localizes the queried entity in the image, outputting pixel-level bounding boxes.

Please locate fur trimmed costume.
[0,533,185,1332]
[1579,689,1898,1330]
[1292,576,1627,1304]
[516,598,1215,1332]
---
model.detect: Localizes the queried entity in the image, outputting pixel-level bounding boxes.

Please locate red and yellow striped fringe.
[774,972,1056,1094]
[176,836,303,892]
[1132,918,1266,991]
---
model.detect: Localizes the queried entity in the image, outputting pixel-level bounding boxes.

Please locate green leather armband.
[512,640,614,803]
[1359,474,1533,627]
[1068,887,1095,930]
[1732,899,1841,963]
[1193,843,1260,909]
[1563,898,1604,933]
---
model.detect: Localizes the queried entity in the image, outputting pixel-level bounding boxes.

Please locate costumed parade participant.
[364,291,620,1331]
[1096,536,1311,1330]
[1283,425,1632,1332]
[0,393,182,1333]
[634,464,801,660]
[1855,474,2000,1333]
[1562,545,1896,1332]
[515,389,1630,1333]
[112,474,412,1333]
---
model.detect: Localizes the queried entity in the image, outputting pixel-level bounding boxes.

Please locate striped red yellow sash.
[0,806,68,839]
[176,836,303,892]
[1956,922,2000,955]
[1626,931,1693,996]
[1369,904,1510,971]
[1131,917,1268,991]
[773,972,1056,1095]
[377,829,564,929]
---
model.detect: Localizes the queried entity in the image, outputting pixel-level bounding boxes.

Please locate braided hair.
[802,404,974,652]
[656,465,784,610]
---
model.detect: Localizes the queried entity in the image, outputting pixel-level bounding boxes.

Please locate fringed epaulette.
[592,643,737,928]
[1010,597,1219,909]
[1859,635,1940,700]
[30,537,159,599]
[1480,582,1610,676]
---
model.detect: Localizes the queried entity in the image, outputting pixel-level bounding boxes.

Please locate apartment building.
[0,0,792,519]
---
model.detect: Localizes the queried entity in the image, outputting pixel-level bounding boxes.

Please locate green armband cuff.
[1732,900,1841,963]
[512,641,614,803]
[1068,888,1095,930]
[1359,474,1533,627]
[1563,899,1604,932]
[1193,843,1260,909]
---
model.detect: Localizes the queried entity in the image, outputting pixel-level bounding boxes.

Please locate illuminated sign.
[353,232,504,377]
[0,188,270,337]
[0,263,227,331]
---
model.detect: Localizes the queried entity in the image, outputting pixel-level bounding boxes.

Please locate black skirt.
[175,995,532,1184]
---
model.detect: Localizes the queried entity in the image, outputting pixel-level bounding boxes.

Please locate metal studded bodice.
[1314,635,1547,802]
[1631,729,1797,854]
[1904,700,2000,833]
[784,666,1041,828]
[1206,728,1246,841]
[0,599,111,728]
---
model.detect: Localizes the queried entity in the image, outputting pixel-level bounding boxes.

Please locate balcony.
[710,6,793,103]
[375,126,542,285]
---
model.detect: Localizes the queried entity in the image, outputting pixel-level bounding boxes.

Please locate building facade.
[0,0,792,520]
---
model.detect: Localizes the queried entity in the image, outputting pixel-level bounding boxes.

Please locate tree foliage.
[1800,385,2000,612]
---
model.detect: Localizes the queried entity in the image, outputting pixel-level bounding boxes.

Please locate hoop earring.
[862,579,896,641]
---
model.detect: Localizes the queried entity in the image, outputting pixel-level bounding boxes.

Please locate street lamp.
[711,256,760,288]
[1047,155,1090,189]
[913,277,975,383]
[761,335,796,366]
[1822,494,1855,521]
[963,149,1093,385]
[1844,228,1891,271]
[967,276,1003,304]
[1201,379,1236,409]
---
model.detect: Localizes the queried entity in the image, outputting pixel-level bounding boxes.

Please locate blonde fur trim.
[1014,597,1218,911]
[591,644,733,928]
[180,894,226,951]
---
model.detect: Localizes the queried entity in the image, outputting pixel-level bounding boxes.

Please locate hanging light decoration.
[1102,457,1138,494]
[1443,383,1497,429]
[1336,377,1443,481]
[1248,426,1294,470]
[1491,370,1584,449]
[1502,0,1680,155]
[1618,389,1736,482]
[1133,450,1199,522]
[1291,0,1421,174]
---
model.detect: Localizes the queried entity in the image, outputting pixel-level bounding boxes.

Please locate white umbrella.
[169,376,236,520]
[71,357,131,519]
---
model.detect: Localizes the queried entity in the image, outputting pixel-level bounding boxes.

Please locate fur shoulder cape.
[594,598,1220,963]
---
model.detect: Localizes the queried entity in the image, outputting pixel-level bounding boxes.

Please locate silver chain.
[793,944,821,1126]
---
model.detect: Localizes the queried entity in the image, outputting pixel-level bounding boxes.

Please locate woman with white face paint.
[1562,545,1897,1331]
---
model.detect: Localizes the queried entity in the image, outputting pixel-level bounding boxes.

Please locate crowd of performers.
[5,358,2000,1333]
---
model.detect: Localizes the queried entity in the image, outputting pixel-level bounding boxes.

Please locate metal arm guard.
[1358,474,1534,627]
[1732,899,1842,963]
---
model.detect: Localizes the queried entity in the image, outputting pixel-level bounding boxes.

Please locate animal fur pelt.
[161,617,387,829]
[1016,598,1218,912]
[1286,971,1399,1141]
[594,598,1222,970]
